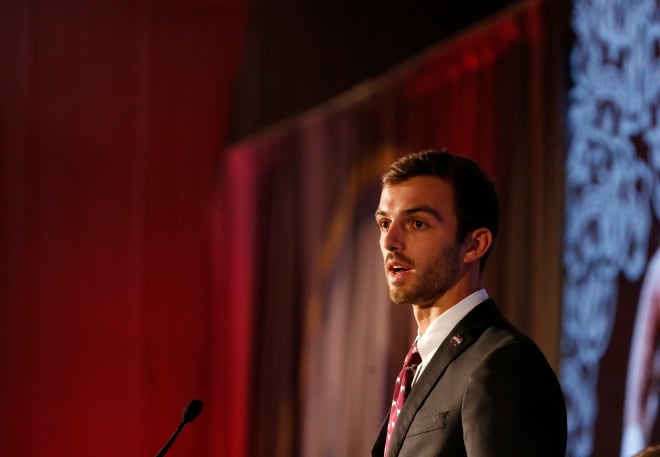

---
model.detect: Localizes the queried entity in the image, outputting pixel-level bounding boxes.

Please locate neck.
[412,271,482,335]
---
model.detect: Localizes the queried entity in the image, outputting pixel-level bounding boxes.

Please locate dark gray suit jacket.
[371,300,567,457]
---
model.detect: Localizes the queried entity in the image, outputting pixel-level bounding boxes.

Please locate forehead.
[378,175,455,214]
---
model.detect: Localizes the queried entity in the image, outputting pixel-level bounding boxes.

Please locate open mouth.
[386,255,414,283]
[387,262,413,282]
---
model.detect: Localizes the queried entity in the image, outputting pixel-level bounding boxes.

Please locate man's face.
[375,176,464,307]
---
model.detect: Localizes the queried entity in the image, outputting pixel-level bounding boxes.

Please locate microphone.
[181,399,203,423]
[154,399,204,457]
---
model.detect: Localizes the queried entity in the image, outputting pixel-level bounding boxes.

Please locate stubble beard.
[388,243,462,306]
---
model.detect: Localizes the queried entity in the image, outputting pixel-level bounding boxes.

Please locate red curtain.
[215,0,568,455]
[0,1,247,456]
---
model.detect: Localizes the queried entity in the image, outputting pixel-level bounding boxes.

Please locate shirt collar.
[416,289,488,367]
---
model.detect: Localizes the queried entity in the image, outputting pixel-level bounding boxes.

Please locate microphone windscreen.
[182,399,203,423]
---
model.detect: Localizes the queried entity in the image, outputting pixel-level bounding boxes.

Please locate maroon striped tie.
[384,341,421,457]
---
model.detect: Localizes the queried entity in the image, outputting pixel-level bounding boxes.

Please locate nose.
[381,221,404,252]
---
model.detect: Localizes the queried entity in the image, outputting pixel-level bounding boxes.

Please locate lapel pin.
[450,334,464,348]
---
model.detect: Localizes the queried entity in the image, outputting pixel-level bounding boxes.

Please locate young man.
[371,150,567,457]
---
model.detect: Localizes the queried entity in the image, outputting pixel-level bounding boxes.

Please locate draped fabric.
[0,1,247,456]
[215,0,569,456]
[229,0,521,139]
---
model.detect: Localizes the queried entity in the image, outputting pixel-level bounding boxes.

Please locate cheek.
[412,239,441,262]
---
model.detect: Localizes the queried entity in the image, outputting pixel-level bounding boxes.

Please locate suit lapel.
[371,414,388,457]
[385,300,500,456]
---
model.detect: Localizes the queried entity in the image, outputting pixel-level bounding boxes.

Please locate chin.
[388,289,414,305]
[389,286,446,307]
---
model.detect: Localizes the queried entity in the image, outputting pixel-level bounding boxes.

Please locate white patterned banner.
[562,1,660,456]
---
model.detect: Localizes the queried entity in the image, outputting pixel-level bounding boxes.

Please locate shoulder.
[455,301,561,393]
[469,306,554,378]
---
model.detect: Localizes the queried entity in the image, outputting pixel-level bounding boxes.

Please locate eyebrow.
[375,205,443,220]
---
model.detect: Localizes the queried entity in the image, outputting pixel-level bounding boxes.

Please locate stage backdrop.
[214,0,569,455]
[0,1,247,456]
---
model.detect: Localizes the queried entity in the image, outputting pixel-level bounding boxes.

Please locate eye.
[377,219,390,231]
[411,219,427,229]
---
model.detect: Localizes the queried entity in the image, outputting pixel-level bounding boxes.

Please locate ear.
[462,228,493,265]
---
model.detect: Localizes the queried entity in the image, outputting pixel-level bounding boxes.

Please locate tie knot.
[403,342,422,370]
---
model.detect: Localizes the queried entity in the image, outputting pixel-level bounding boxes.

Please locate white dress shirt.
[413,289,489,384]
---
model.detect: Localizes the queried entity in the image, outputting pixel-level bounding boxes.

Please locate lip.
[387,261,413,283]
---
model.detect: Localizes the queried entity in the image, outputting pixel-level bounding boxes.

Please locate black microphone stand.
[154,399,203,457]
[155,420,188,457]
